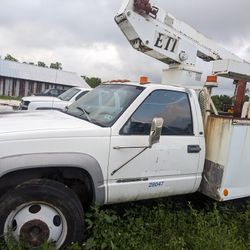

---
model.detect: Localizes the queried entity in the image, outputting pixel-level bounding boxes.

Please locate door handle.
[187,145,201,153]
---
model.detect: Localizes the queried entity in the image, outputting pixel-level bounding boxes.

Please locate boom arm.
[115,0,245,68]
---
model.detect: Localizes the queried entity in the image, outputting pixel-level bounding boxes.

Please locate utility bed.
[200,115,250,201]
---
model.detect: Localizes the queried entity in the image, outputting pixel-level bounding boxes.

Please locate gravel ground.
[0,99,20,112]
[0,104,13,112]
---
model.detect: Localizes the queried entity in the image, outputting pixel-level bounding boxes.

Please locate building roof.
[0,59,89,88]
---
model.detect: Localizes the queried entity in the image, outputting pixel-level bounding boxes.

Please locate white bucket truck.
[0,0,249,248]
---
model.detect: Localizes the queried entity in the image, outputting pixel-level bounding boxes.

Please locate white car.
[19,87,91,111]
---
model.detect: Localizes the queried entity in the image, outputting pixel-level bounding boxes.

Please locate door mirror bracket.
[111,117,164,176]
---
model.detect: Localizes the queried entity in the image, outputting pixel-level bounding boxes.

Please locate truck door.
[108,89,202,204]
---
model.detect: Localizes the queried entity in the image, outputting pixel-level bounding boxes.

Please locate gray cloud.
[156,0,250,43]
[1,0,249,45]
[0,0,249,85]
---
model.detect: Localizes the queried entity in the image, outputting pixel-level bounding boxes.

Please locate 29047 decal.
[149,182,164,188]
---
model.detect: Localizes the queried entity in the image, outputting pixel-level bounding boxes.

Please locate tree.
[4,54,19,62]
[3,55,63,70]
[211,95,232,111]
[82,76,102,88]
[50,62,63,70]
[37,61,47,68]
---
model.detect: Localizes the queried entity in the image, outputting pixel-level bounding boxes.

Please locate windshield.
[58,88,81,101]
[66,84,144,127]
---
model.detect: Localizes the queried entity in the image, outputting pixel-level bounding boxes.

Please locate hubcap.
[4,203,67,248]
[20,219,50,247]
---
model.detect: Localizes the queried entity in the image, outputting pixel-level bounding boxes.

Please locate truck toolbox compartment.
[200,115,250,201]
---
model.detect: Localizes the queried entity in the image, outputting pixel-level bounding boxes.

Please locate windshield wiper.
[76,106,92,123]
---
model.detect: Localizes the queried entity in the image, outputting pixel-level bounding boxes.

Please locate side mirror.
[149,117,164,147]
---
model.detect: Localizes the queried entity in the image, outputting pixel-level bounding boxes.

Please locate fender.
[0,152,105,204]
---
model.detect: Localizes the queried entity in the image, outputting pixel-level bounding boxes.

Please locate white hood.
[22,96,61,103]
[0,111,109,139]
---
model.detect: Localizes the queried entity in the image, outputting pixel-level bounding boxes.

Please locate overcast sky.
[0,0,250,94]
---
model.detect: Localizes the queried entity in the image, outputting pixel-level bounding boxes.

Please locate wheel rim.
[4,202,67,248]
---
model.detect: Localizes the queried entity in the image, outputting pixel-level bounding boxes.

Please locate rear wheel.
[0,179,85,248]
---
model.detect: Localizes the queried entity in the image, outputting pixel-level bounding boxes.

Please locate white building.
[0,59,88,97]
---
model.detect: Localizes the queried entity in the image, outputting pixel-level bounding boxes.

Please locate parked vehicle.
[0,80,250,248]
[19,87,91,111]
[34,88,66,97]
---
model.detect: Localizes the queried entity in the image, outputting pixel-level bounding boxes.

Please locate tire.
[0,179,85,249]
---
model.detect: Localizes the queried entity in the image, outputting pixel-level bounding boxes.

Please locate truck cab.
[63,81,205,202]
[0,81,205,248]
[2,82,206,204]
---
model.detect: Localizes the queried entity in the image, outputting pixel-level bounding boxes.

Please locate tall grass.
[80,194,249,250]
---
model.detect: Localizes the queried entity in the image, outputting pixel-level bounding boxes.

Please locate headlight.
[19,100,30,110]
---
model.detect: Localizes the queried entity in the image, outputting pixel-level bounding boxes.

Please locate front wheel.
[0,179,85,248]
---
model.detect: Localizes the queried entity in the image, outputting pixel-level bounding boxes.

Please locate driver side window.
[121,90,193,136]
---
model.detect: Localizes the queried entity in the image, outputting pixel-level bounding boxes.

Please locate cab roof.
[102,81,188,92]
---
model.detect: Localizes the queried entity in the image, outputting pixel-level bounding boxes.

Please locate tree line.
[3,54,63,70]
